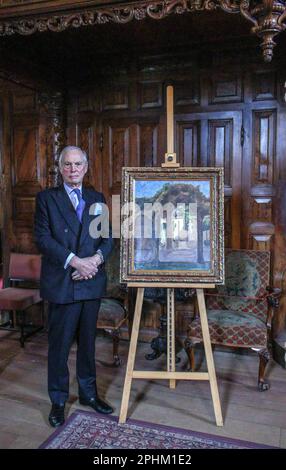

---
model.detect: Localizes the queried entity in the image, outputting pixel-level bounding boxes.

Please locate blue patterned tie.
[73,188,85,223]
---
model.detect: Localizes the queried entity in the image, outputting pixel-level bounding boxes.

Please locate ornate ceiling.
[0,1,285,62]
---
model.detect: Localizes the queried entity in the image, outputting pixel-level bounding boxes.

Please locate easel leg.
[167,288,176,389]
[196,288,223,426]
[119,288,144,424]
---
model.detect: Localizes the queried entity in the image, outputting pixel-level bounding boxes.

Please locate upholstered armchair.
[184,250,281,391]
[97,240,129,366]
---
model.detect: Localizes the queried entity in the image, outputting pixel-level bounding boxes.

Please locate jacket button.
[64,228,68,232]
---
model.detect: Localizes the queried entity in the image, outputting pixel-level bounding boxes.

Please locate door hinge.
[240,125,245,147]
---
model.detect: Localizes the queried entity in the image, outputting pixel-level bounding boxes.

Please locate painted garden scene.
[134,179,211,271]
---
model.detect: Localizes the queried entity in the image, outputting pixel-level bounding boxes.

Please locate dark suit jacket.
[34,185,113,304]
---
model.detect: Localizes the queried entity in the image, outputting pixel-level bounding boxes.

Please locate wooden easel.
[119,86,223,427]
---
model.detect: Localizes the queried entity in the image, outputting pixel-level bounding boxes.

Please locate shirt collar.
[64,182,82,196]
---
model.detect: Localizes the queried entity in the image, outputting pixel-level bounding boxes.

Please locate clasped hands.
[69,254,102,281]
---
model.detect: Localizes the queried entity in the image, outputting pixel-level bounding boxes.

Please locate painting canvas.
[120,167,224,285]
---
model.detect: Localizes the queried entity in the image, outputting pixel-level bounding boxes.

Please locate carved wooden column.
[39,91,66,188]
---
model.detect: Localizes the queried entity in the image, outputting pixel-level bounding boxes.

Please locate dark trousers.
[48,299,101,405]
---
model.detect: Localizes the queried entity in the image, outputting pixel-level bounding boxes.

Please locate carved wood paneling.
[253,70,276,101]
[13,92,36,112]
[15,196,35,216]
[253,109,276,185]
[251,197,272,221]
[102,84,129,110]
[0,1,285,63]
[103,123,130,196]
[76,124,93,184]
[208,119,233,186]
[139,81,162,109]
[176,120,200,166]
[209,73,242,104]
[77,93,95,112]
[12,126,38,186]
[249,235,272,252]
[248,221,274,251]
[174,79,200,106]
[139,122,158,166]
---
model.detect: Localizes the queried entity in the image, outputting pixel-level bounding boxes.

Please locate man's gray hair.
[58,146,88,169]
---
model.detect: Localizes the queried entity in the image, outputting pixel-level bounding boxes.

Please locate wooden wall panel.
[253,70,276,101]
[209,73,242,104]
[251,197,272,221]
[13,127,38,186]
[174,79,200,106]
[139,122,158,167]
[0,83,65,256]
[13,92,37,113]
[102,123,130,201]
[102,84,129,110]
[208,119,233,186]
[76,124,94,185]
[176,121,200,166]
[139,81,162,109]
[253,110,276,185]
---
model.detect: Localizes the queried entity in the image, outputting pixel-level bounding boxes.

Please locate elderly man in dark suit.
[34,145,114,427]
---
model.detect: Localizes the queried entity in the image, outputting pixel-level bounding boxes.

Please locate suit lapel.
[52,185,81,236]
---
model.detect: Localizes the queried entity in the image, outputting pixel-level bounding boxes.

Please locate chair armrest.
[266,286,282,307]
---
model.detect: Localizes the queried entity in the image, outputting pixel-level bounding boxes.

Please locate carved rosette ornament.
[0,1,285,61]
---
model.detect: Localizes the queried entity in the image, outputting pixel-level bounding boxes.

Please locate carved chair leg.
[258,348,270,391]
[184,338,196,371]
[111,330,122,367]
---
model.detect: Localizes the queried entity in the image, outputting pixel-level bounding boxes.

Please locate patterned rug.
[40,410,273,449]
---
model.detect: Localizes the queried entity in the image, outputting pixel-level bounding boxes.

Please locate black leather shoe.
[79,396,113,414]
[49,404,65,427]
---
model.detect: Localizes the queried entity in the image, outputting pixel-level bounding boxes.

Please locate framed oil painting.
[120,167,224,285]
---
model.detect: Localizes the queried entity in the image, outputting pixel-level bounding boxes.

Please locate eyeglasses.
[63,162,85,169]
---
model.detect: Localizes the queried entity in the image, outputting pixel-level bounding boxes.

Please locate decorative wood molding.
[238,0,286,63]
[39,91,66,188]
[0,1,285,62]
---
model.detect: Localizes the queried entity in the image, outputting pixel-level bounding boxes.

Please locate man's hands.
[69,254,102,281]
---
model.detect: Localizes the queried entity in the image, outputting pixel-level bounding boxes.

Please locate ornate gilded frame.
[120,166,224,285]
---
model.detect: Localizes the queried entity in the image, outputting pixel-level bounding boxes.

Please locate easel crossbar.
[132,371,209,380]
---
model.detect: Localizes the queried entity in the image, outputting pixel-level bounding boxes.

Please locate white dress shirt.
[63,183,104,269]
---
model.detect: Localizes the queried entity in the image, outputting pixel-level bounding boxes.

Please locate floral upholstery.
[189,310,267,348]
[185,249,280,391]
[207,250,269,321]
[188,250,270,348]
